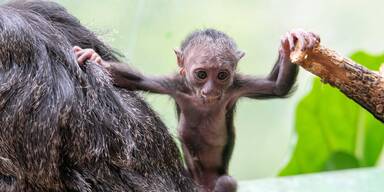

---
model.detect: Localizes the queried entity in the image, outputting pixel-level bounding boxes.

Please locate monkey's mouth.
[201,95,222,103]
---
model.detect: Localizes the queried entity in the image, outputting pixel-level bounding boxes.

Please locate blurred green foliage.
[280,52,384,176]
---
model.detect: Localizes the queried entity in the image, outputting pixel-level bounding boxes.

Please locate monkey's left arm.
[232,58,297,99]
[231,30,319,99]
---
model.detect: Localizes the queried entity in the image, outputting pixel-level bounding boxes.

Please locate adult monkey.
[0,0,197,191]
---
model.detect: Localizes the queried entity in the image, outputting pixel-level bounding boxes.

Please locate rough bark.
[290,44,384,122]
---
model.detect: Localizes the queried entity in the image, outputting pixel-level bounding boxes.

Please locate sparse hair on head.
[181,29,237,50]
[179,29,243,65]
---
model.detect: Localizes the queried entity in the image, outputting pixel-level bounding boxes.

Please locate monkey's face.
[183,53,235,104]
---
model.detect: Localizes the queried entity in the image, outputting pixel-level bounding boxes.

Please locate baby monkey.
[74,29,319,192]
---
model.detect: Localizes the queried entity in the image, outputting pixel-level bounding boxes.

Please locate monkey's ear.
[236,50,245,60]
[174,48,184,67]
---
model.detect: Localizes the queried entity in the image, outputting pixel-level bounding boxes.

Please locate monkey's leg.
[213,175,237,192]
[182,145,202,182]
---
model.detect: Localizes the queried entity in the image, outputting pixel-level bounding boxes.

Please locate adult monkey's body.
[76,29,320,192]
[0,0,198,191]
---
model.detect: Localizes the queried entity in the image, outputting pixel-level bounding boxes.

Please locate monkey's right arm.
[107,62,179,95]
[74,46,179,95]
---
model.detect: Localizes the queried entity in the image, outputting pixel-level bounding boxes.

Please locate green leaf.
[324,151,360,170]
[280,51,384,176]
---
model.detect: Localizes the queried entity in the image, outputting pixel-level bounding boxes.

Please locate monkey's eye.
[195,70,208,80]
[217,71,229,81]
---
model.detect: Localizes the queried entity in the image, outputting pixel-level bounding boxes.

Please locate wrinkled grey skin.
[0,0,197,191]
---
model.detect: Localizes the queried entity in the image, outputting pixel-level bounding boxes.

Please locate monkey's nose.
[201,90,213,97]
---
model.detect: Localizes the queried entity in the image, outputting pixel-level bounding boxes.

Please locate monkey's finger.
[75,50,86,58]
[73,46,82,52]
[77,50,94,65]
[312,32,321,43]
[307,35,317,49]
[300,33,313,49]
[95,57,102,65]
[292,31,306,51]
[287,32,295,51]
[90,53,99,63]
[306,32,321,49]
[88,53,100,65]
[74,49,84,56]
[280,36,290,51]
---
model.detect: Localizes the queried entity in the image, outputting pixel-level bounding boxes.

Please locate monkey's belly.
[180,129,227,170]
[178,111,228,170]
[180,126,228,149]
[178,113,228,146]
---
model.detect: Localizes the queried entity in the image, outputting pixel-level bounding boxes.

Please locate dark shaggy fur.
[0,0,197,191]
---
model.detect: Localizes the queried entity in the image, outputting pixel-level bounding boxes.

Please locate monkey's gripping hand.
[245,29,320,98]
[72,46,138,80]
[280,29,320,60]
[271,29,320,96]
[72,46,176,94]
[73,46,109,68]
[230,29,320,99]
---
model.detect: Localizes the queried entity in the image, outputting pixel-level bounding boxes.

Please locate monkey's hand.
[73,46,110,69]
[280,29,320,60]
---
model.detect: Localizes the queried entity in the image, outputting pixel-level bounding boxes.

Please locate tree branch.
[290,44,384,122]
